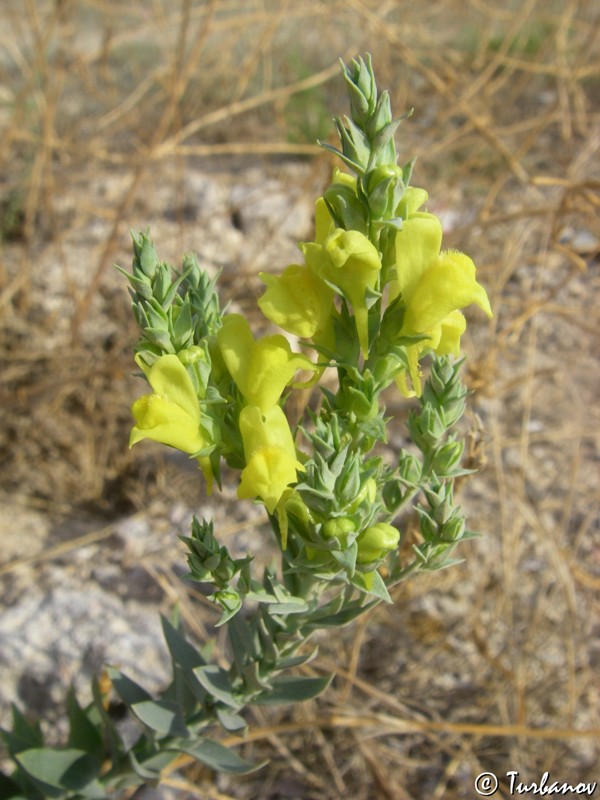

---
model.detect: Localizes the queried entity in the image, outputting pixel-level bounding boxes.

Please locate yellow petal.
[315,197,333,244]
[436,310,467,357]
[146,354,200,423]
[400,343,424,398]
[396,186,429,218]
[404,250,493,334]
[331,168,357,190]
[258,264,334,339]
[238,405,303,513]
[129,354,206,453]
[217,314,317,411]
[305,229,381,357]
[238,447,299,514]
[394,368,416,399]
[197,456,214,495]
[129,394,205,453]
[389,213,443,301]
[238,404,295,458]
[216,314,253,392]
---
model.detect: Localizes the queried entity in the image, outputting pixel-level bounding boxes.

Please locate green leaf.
[128,749,178,781]
[0,771,32,800]
[90,676,124,764]
[276,650,318,670]
[179,739,263,775]
[0,705,43,756]
[16,749,102,796]
[331,540,358,573]
[160,616,206,679]
[131,700,189,738]
[304,600,377,630]
[228,613,258,674]
[267,600,310,615]
[352,569,392,603]
[252,675,332,705]
[216,707,247,733]
[106,668,152,707]
[161,664,200,716]
[66,688,103,758]
[193,666,242,710]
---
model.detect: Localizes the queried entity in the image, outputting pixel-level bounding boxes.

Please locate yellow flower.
[388,212,443,303]
[258,264,334,339]
[130,354,205,453]
[302,229,382,358]
[129,354,214,490]
[402,250,492,334]
[237,405,304,515]
[390,200,492,396]
[217,314,318,411]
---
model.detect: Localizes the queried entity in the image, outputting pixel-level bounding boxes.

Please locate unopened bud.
[431,440,464,476]
[348,477,377,513]
[322,517,356,548]
[365,164,404,219]
[356,523,399,564]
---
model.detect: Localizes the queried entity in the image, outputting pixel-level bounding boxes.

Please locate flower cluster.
[126,54,492,589]
[128,274,318,518]
[2,55,496,799]
[217,314,316,514]
[259,175,491,398]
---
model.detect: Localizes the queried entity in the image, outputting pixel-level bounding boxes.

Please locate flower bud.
[211,590,242,620]
[322,517,356,547]
[356,523,399,564]
[365,164,404,219]
[177,345,206,365]
[398,452,422,484]
[348,477,377,513]
[431,440,464,476]
[440,514,466,542]
[133,232,160,279]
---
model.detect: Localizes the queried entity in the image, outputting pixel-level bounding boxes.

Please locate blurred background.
[1,1,599,798]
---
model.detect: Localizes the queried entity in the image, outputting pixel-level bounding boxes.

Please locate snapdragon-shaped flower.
[257,170,360,348]
[217,314,317,411]
[129,353,213,487]
[390,189,492,396]
[237,404,304,515]
[302,229,382,358]
[258,264,334,340]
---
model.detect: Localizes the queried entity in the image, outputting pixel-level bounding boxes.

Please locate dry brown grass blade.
[345,0,530,183]
[157,58,344,154]
[231,712,600,742]
[70,0,220,338]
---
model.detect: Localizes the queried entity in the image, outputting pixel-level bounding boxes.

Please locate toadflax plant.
[0,55,492,799]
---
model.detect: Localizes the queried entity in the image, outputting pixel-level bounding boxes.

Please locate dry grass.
[1,1,599,798]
